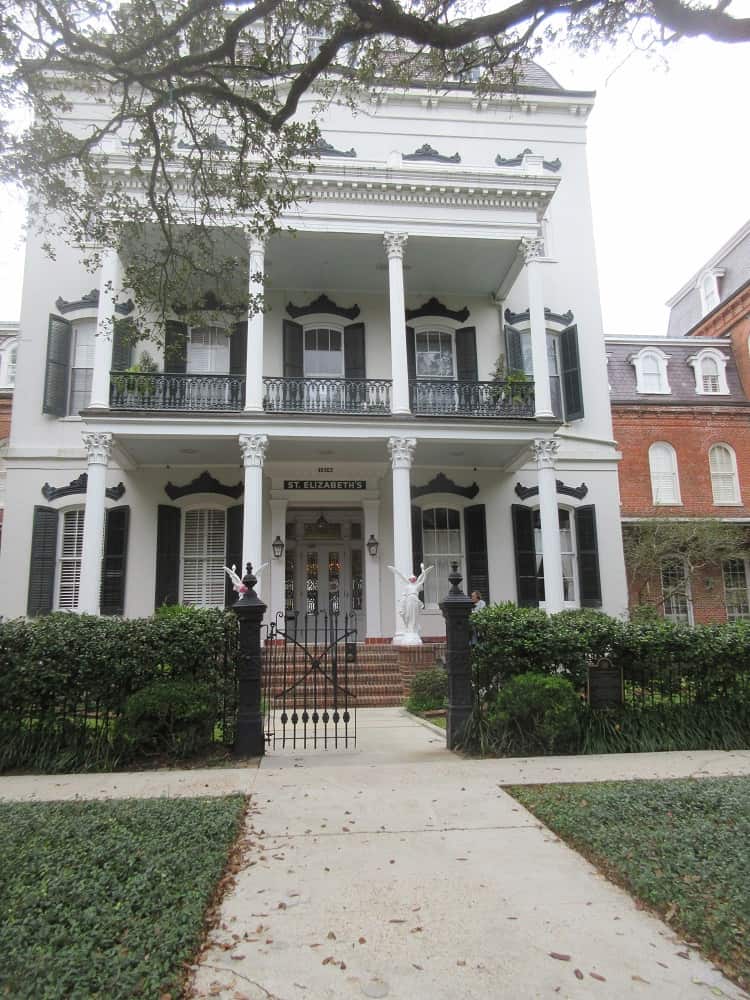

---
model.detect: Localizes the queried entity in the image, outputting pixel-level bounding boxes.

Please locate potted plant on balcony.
[113,351,159,404]
[489,355,529,408]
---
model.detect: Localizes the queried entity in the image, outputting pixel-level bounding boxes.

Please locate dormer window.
[688,348,729,395]
[698,270,722,315]
[631,348,670,395]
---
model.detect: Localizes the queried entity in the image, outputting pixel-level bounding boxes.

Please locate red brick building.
[608,221,750,623]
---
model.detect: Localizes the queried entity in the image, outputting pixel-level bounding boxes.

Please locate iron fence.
[409,379,535,417]
[110,372,246,411]
[263,376,392,415]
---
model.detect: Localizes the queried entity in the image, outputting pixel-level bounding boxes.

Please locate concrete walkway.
[2,709,750,999]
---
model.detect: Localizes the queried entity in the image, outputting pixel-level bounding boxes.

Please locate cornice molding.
[305,137,357,158]
[405,297,470,324]
[412,472,479,500]
[514,480,588,501]
[41,473,126,502]
[286,293,360,321]
[164,470,243,500]
[495,148,561,172]
[504,306,574,327]
[403,144,461,164]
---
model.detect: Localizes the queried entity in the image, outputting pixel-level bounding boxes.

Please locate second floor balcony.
[108,372,535,418]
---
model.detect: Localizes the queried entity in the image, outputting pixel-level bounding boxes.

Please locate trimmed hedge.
[0,607,238,772]
[406,667,448,714]
[467,604,750,755]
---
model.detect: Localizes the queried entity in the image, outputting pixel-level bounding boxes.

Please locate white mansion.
[0,63,629,638]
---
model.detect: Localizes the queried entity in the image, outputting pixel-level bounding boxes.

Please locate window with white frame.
[68,320,95,414]
[723,559,750,620]
[649,442,681,505]
[709,444,741,505]
[688,348,729,395]
[188,324,230,374]
[304,327,343,376]
[1,343,16,387]
[699,271,721,315]
[56,508,85,610]
[415,330,455,379]
[631,348,670,394]
[422,507,462,607]
[661,559,692,624]
[182,509,226,607]
[532,507,578,604]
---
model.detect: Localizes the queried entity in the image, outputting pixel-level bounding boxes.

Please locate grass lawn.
[0,795,246,999]
[508,777,750,991]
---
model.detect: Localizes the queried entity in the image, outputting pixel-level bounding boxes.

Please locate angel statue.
[224,562,268,596]
[387,562,433,644]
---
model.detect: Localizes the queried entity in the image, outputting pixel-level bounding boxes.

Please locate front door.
[295,544,364,620]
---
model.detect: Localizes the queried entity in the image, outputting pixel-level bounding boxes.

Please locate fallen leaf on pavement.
[549,953,571,962]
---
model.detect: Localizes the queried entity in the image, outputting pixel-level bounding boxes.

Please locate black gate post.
[439,561,474,750]
[232,563,267,757]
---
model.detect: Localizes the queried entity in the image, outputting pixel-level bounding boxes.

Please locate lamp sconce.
[366,533,379,557]
[272,535,285,559]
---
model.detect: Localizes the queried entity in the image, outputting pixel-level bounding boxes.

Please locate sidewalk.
[2,709,749,999]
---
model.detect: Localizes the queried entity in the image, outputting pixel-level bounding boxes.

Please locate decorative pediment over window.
[55,290,135,316]
[514,481,588,501]
[164,471,243,501]
[405,298,470,324]
[504,307,574,327]
[286,294,360,321]
[412,473,479,500]
[404,144,461,164]
[305,137,357,158]
[495,149,561,172]
[41,473,126,501]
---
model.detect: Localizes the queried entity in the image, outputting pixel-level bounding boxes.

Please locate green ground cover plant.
[0,795,246,999]
[406,667,448,714]
[508,777,750,990]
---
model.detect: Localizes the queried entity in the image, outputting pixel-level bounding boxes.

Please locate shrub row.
[0,607,239,772]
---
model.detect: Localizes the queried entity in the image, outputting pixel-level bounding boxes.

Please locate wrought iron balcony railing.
[263,377,392,415]
[110,372,246,411]
[409,379,535,418]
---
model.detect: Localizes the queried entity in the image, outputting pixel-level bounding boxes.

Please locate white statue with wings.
[224,562,268,596]
[387,562,433,645]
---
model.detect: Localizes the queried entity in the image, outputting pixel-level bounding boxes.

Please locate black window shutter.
[411,505,423,578]
[344,322,366,380]
[464,504,489,602]
[455,327,478,382]
[43,314,72,416]
[406,326,416,381]
[230,319,248,375]
[155,505,181,609]
[112,318,134,371]
[560,324,584,421]
[283,319,303,378]
[27,506,59,616]
[225,504,244,608]
[576,505,602,608]
[101,506,130,616]
[511,504,539,607]
[504,325,525,374]
[164,320,188,373]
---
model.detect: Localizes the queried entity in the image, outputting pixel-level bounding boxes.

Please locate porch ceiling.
[265,231,520,297]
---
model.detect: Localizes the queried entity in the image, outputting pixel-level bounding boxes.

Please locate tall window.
[422,507,462,607]
[415,330,454,378]
[533,507,577,603]
[68,321,95,414]
[188,325,230,373]
[304,328,343,376]
[649,443,681,505]
[661,559,692,624]
[632,349,670,394]
[547,334,562,418]
[56,508,85,610]
[723,560,750,621]
[182,509,226,607]
[710,444,740,505]
[699,272,720,315]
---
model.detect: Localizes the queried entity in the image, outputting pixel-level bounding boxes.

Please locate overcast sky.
[1,29,748,335]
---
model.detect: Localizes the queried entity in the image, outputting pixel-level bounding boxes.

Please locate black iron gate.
[263,610,357,749]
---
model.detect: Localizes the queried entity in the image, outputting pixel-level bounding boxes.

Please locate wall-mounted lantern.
[272,535,285,559]
[366,533,379,557]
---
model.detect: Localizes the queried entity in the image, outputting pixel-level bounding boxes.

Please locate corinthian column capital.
[521,237,545,263]
[388,436,416,470]
[532,438,559,470]
[383,232,408,260]
[239,433,269,468]
[82,431,113,465]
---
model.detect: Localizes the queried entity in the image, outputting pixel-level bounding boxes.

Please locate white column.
[90,250,122,409]
[78,431,113,614]
[239,434,268,597]
[384,233,410,415]
[523,237,554,419]
[269,497,288,620]
[534,438,564,614]
[362,499,382,638]
[245,237,265,413]
[388,437,416,637]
